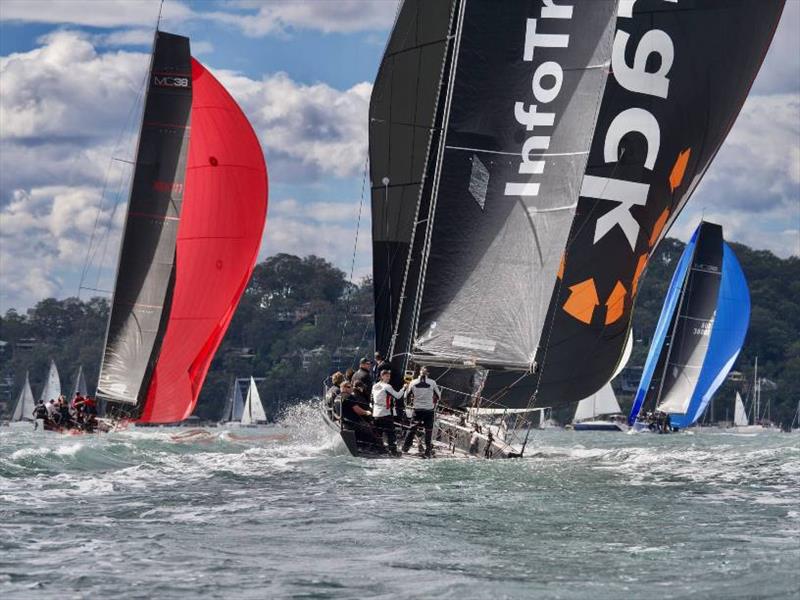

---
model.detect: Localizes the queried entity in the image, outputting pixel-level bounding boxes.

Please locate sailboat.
[89,29,268,428]
[9,372,36,425]
[571,385,626,431]
[221,377,246,424]
[240,377,268,426]
[70,365,88,399]
[728,391,764,433]
[790,401,800,434]
[324,1,783,458]
[629,222,750,432]
[39,360,62,404]
[730,358,780,433]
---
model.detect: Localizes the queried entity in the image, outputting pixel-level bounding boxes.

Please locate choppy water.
[1,405,798,600]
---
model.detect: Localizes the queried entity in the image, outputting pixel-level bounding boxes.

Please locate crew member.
[339,381,374,445]
[326,372,345,414]
[351,357,373,403]
[402,366,440,458]
[371,369,404,455]
[371,352,390,381]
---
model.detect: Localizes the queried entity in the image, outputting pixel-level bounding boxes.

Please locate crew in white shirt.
[371,369,405,454]
[402,366,440,457]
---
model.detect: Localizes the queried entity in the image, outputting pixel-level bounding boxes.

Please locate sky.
[0,0,798,314]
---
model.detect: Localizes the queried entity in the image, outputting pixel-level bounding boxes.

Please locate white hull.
[727,425,782,434]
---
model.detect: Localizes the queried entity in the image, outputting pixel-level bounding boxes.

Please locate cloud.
[751,1,800,96]
[678,92,800,258]
[202,0,397,37]
[215,70,371,180]
[0,31,372,310]
[0,0,397,37]
[257,197,372,284]
[0,185,123,310]
[0,31,147,142]
[0,30,370,188]
[0,0,193,28]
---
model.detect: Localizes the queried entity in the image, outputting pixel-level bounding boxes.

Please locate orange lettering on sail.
[563,278,599,325]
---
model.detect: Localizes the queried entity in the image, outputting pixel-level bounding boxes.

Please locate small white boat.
[571,384,627,432]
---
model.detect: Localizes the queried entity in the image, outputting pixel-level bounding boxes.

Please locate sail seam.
[445,145,589,157]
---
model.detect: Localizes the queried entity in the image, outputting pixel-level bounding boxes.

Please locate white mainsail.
[71,365,88,398]
[39,360,61,403]
[240,377,266,425]
[574,384,622,422]
[12,372,35,421]
[733,391,748,427]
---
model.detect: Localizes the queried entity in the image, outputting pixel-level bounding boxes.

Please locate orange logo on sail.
[669,148,691,192]
[563,278,628,325]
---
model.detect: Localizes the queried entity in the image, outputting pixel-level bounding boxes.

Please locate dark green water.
[2,405,798,599]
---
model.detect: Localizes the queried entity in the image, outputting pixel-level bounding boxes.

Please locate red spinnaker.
[139,58,268,423]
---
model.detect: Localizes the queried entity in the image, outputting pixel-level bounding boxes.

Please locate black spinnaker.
[531,0,785,407]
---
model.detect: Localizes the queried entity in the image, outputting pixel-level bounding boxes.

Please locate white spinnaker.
[12,372,35,421]
[733,391,748,427]
[241,377,266,424]
[39,360,61,403]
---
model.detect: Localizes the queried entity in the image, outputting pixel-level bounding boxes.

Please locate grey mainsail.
[369,0,457,363]
[370,1,617,410]
[96,32,192,411]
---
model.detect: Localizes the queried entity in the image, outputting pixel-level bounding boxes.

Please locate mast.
[754,356,759,424]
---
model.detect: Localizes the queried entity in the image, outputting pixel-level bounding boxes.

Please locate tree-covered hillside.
[1,242,798,426]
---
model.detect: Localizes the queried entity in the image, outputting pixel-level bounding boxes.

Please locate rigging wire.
[79,0,165,301]
[335,156,369,369]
